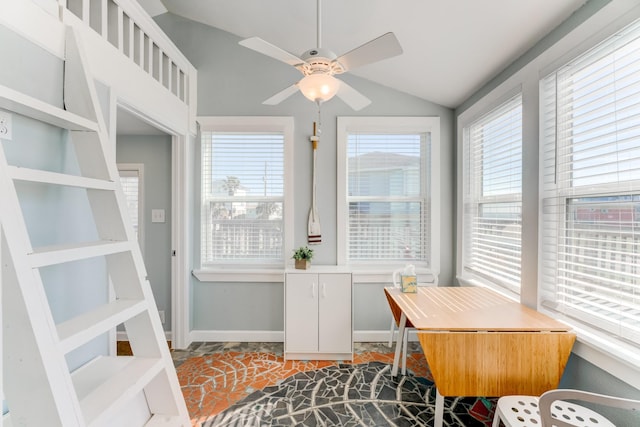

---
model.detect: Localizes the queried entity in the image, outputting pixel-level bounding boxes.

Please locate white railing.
[59,0,194,105]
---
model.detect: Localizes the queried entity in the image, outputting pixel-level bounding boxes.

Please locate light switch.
[151,209,165,223]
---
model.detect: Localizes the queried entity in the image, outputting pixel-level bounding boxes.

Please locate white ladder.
[0,27,190,426]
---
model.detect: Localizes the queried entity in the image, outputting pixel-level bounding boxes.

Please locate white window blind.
[541,18,640,346]
[201,131,284,265]
[346,132,429,262]
[463,94,522,291]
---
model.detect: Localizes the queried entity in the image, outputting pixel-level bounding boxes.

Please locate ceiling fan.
[238,0,403,111]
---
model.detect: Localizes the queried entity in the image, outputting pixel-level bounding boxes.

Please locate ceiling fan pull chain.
[316,103,322,135]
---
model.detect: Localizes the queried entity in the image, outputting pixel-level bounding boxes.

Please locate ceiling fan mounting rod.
[316,0,322,49]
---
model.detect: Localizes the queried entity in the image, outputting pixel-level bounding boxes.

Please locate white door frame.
[112,98,191,350]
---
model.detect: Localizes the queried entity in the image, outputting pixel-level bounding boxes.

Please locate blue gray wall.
[116,135,173,332]
[154,13,455,333]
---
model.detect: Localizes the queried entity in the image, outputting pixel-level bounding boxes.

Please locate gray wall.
[154,13,454,333]
[116,135,173,331]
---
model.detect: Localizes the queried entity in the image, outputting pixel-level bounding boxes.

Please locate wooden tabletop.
[384,286,570,331]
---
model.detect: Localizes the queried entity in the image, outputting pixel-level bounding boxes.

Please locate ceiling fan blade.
[239,37,305,67]
[336,80,371,111]
[263,84,300,105]
[335,32,403,72]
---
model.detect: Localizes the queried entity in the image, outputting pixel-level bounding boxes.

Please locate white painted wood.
[0,84,97,131]
[285,272,353,360]
[0,25,189,427]
[75,357,163,425]
[8,166,115,190]
[57,299,148,354]
[318,273,352,354]
[285,273,319,353]
[29,240,133,268]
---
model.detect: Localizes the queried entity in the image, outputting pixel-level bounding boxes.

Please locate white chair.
[492,389,640,427]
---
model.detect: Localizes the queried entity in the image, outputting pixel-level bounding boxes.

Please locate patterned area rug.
[199,361,496,427]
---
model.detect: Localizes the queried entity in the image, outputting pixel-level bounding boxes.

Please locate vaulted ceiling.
[144,0,587,108]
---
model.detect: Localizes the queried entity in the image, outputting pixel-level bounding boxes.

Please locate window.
[540,19,640,347]
[337,117,440,272]
[199,117,293,267]
[118,164,144,253]
[462,94,522,292]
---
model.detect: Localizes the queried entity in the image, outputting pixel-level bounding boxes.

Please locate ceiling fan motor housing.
[300,48,344,75]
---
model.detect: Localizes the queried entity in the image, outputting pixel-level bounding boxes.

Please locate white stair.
[0,27,190,427]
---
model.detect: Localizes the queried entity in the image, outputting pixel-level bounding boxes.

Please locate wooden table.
[384,286,575,427]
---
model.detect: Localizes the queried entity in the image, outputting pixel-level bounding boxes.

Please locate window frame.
[195,116,294,278]
[336,116,440,281]
[461,92,523,294]
[539,19,640,362]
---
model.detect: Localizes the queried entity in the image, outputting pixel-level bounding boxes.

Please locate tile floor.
[171,342,497,426]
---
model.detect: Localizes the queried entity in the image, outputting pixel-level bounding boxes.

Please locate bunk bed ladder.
[0,27,189,426]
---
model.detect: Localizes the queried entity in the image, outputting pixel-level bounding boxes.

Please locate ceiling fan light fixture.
[298,73,340,103]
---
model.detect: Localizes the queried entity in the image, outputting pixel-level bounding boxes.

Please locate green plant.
[292,246,314,261]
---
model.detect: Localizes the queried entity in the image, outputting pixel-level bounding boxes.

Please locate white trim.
[190,330,284,343]
[171,133,191,350]
[196,116,294,270]
[188,330,420,343]
[354,330,419,343]
[117,330,172,342]
[336,116,441,274]
[193,269,284,283]
[192,267,437,285]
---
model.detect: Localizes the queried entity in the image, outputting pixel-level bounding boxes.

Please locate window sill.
[193,264,439,285]
[193,268,284,283]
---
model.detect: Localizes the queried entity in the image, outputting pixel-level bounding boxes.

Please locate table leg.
[391,312,406,377]
[434,388,444,427]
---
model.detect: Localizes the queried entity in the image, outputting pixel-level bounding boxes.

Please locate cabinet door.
[318,273,352,353]
[285,273,319,352]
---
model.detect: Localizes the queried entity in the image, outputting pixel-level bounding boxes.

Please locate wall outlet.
[158,310,166,324]
[0,110,12,141]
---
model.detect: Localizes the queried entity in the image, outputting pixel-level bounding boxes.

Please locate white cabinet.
[284,271,352,360]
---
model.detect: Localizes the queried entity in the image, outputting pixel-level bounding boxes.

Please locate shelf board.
[29,240,132,267]
[0,84,98,132]
[8,166,115,190]
[72,356,164,425]
[58,299,148,354]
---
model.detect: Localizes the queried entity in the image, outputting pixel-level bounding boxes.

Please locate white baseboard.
[185,330,419,343]
[190,330,285,342]
[117,330,173,341]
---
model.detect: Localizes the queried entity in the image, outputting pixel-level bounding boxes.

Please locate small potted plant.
[292,246,314,269]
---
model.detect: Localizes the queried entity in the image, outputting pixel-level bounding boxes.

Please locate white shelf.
[73,356,164,426]
[29,240,132,267]
[58,299,148,354]
[0,84,98,132]
[8,166,115,190]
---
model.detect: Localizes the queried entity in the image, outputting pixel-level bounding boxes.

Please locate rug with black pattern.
[202,361,496,426]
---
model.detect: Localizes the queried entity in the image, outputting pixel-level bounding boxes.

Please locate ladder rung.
[144,415,185,426]
[8,166,115,190]
[29,240,132,267]
[73,356,164,426]
[58,299,148,354]
[0,84,98,131]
